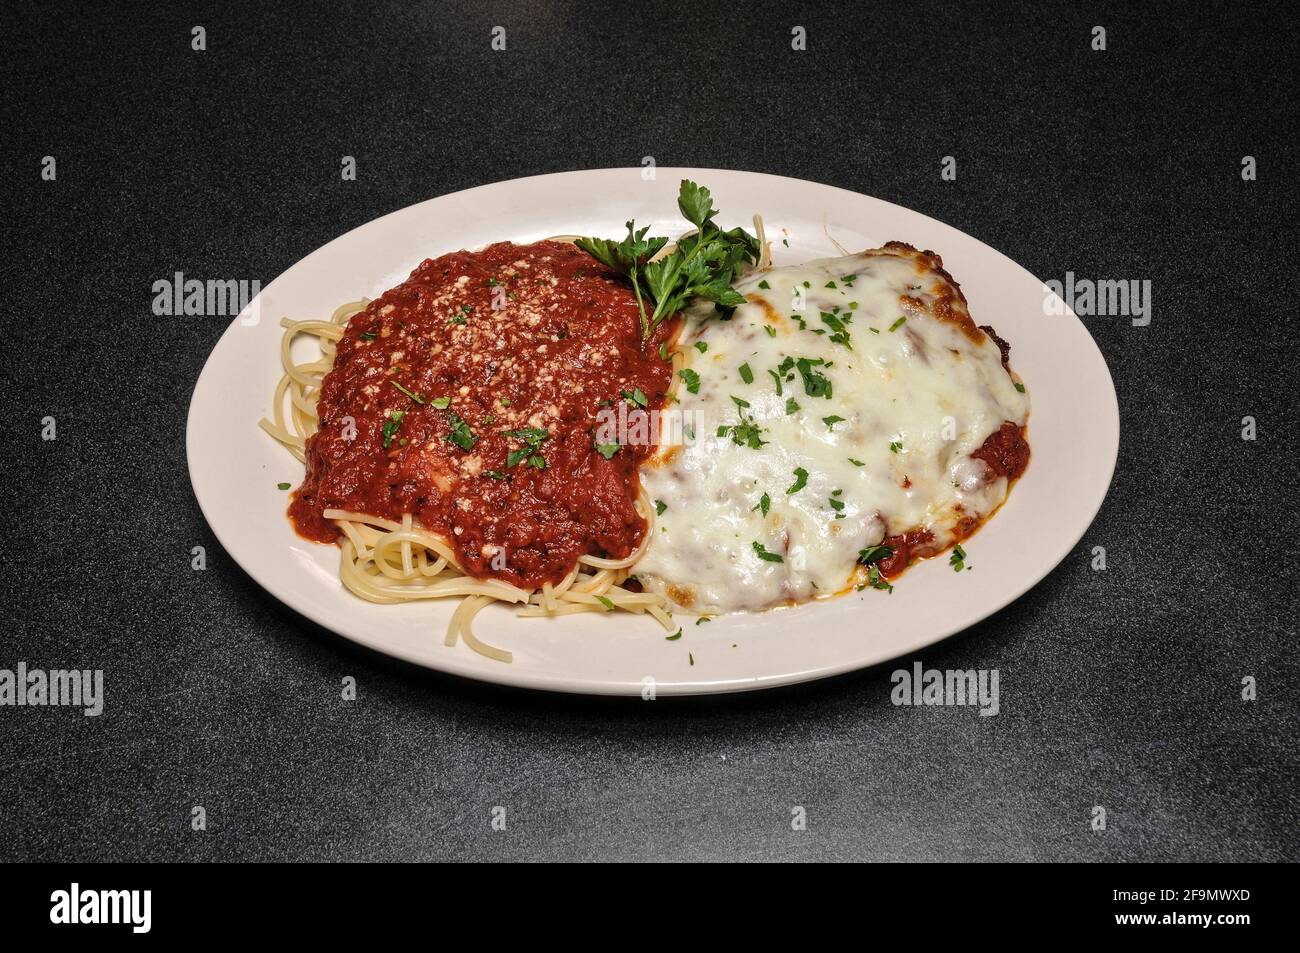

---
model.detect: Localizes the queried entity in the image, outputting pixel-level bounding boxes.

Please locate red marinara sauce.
[289,240,676,590]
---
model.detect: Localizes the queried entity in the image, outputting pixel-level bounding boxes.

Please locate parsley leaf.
[796,357,832,398]
[382,410,405,448]
[444,413,476,450]
[502,427,550,467]
[857,545,894,566]
[575,180,760,342]
[389,380,425,403]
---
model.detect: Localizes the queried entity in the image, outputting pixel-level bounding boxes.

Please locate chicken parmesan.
[633,242,1030,613]
[260,179,1030,662]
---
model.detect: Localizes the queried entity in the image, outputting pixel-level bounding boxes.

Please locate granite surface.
[1,1,1295,862]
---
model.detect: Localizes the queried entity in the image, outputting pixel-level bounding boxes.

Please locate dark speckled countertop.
[1,1,1295,862]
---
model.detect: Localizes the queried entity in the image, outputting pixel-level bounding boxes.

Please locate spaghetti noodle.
[259,244,680,663]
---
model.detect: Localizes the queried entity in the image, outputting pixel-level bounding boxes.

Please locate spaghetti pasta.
[259,266,677,663]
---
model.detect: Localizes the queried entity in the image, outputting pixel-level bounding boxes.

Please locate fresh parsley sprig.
[574,180,760,342]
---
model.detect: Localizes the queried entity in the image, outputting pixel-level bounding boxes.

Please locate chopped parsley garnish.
[622,387,648,408]
[857,545,894,566]
[949,544,970,572]
[866,564,894,593]
[820,311,852,349]
[359,330,377,341]
[767,368,784,395]
[825,280,837,289]
[738,362,754,384]
[277,482,291,491]
[429,396,451,410]
[785,397,801,414]
[574,180,760,341]
[595,441,620,459]
[503,427,549,468]
[447,315,467,325]
[786,467,809,494]
[666,629,683,641]
[823,415,845,431]
[389,380,425,403]
[444,412,477,450]
[730,395,751,411]
[381,410,405,448]
[659,341,670,361]
[758,279,771,289]
[889,440,903,453]
[595,595,616,611]
[679,368,701,394]
[849,457,865,466]
[655,499,667,516]
[695,341,708,353]
[796,357,832,398]
[753,491,771,517]
[718,418,766,450]
[752,541,784,563]
[485,470,509,480]
[888,316,907,332]
[764,325,776,338]
[1014,381,1026,393]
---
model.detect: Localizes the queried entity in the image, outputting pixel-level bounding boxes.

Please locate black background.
[1,1,1295,862]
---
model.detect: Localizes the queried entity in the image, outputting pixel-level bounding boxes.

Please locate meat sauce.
[289,241,675,590]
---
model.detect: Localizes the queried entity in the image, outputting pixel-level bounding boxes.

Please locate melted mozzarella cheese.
[634,245,1029,614]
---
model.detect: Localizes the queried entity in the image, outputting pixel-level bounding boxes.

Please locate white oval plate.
[187,168,1118,696]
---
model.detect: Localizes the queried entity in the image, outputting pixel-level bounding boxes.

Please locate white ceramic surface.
[186,168,1119,695]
